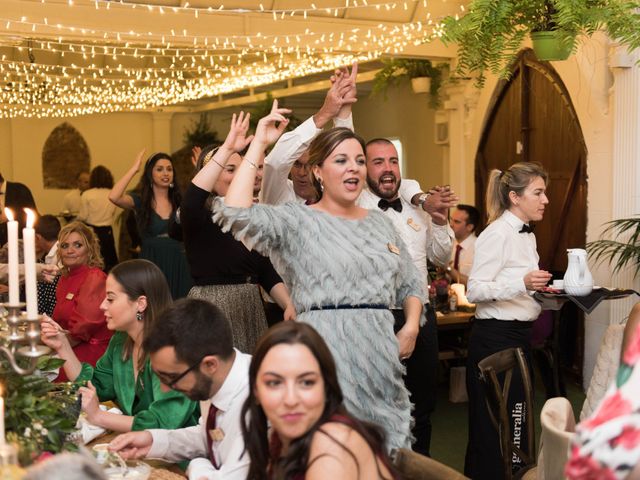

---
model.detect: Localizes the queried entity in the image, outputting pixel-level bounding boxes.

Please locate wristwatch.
[417,193,430,209]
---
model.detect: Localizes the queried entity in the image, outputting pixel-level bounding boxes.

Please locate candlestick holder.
[0,304,50,376]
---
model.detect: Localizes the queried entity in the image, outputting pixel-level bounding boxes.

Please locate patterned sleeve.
[393,222,426,306]
[566,326,640,479]
[211,197,299,258]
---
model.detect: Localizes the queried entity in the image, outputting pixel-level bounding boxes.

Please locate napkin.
[77,405,123,444]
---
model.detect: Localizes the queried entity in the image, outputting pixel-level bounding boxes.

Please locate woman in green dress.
[40,259,199,432]
[109,150,192,299]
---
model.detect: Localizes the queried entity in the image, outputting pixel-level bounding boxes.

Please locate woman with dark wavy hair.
[242,321,398,480]
[110,150,191,299]
[215,100,424,452]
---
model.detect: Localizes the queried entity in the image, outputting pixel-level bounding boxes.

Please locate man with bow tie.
[358,137,456,457]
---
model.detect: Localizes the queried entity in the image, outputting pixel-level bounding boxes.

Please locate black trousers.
[87,224,118,273]
[464,319,534,480]
[392,304,438,457]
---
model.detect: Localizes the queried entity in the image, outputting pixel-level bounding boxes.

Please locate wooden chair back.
[477,347,535,479]
[394,448,470,480]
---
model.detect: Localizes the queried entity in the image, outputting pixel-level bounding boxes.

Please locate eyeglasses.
[162,359,203,389]
[60,241,84,250]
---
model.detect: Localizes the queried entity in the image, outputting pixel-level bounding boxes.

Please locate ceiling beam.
[152,68,381,113]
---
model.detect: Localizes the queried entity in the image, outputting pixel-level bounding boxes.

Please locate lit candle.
[4,208,19,306]
[23,208,38,319]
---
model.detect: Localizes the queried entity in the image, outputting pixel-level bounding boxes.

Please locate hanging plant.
[442,0,640,87]
[371,58,445,108]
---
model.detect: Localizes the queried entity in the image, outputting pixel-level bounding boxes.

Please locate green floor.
[430,367,586,473]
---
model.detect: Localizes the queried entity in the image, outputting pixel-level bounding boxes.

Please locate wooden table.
[436,310,474,360]
[88,432,186,479]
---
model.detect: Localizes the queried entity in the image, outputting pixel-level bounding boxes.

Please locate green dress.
[130,193,192,299]
[76,332,200,431]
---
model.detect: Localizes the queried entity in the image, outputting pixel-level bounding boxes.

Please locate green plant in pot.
[588,217,640,278]
[372,58,445,108]
[442,0,640,87]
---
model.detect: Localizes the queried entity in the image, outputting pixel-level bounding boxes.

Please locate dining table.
[87,431,186,479]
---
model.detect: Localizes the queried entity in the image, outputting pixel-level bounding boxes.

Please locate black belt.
[309,304,388,311]
[194,274,259,286]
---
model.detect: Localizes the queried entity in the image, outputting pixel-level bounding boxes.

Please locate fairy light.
[0,0,464,118]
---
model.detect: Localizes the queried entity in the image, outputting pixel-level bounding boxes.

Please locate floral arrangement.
[2,355,81,465]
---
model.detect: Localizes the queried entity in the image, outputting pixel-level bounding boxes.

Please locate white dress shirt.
[467,210,541,321]
[77,188,117,226]
[450,234,477,278]
[147,350,251,480]
[358,182,453,297]
[63,189,82,213]
[260,114,354,205]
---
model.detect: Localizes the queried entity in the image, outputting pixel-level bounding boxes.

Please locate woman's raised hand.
[222,111,254,153]
[254,100,291,147]
[40,314,70,352]
[132,148,146,173]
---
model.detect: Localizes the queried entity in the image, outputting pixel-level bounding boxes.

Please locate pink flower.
[583,392,633,429]
[611,425,640,449]
[34,451,55,463]
[565,446,617,480]
[623,325,640,365]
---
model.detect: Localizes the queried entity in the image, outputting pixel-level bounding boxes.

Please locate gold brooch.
[407,218,421,231]
[387,243,400,255]
[65,292,74,300]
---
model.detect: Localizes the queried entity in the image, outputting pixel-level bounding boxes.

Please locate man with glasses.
[109,298,250,480]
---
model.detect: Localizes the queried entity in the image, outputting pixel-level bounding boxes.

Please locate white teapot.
[563,248,594,296]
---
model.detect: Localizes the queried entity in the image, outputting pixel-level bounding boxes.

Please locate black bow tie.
[378,197,403,213]
[519,224,534,234]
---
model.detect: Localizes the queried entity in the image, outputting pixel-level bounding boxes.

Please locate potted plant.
[588,217,640,277]
[372,58,445,108]
[442,0,640,87]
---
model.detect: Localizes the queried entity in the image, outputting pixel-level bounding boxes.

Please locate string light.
[0,1,465,118]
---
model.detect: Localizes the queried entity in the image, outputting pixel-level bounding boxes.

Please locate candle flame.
[24,208,35,228]
[4,208,13,222]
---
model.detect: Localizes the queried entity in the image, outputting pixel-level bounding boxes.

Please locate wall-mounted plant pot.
[411,77,431,94]
[530,31,574,61]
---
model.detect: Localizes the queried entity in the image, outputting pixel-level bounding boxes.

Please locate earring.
[136,311,143,321]
[316,177,324,191]
[169,182,174,188]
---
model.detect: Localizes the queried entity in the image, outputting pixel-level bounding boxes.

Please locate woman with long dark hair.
[464,162,552,479]
[41,259,199,432]
[242,321,398,479]
[215,101,424,452]
[78,165,118,272]
[109,151,191,299]
[182,113,294,354]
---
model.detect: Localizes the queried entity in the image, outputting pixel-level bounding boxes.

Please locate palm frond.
[587,217,640,277]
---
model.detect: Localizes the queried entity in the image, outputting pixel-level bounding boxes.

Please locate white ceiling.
[0,0,462,117]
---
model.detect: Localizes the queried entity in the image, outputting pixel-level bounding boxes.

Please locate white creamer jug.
[563,248,593,296]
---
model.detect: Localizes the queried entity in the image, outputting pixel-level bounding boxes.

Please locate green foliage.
[183,113,220,148]
[442,0,640,87]
[1,355,81,465]
[371,58,445,108]
[587,217,640,278]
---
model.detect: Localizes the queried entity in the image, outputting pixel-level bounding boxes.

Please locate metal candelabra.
[0,304,50,376]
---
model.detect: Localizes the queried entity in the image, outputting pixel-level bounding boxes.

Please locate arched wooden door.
[475,49,588,273]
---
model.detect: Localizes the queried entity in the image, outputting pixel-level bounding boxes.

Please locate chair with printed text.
[478,347,537,479]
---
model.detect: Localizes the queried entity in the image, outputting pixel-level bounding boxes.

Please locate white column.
[608,43,640,323]
[151,112,173,153]
[442,80,479,204]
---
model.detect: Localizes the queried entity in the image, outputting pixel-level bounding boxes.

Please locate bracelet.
[212,159,225,169]
[244,158,258,170]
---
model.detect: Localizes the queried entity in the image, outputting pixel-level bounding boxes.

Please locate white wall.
[459,34,640,390]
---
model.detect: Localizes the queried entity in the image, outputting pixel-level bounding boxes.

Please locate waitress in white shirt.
[464,162,552,480]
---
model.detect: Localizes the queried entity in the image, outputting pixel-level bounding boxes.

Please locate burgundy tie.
[453,244,463,271]
[205,404,220,469]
